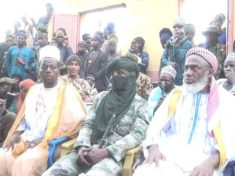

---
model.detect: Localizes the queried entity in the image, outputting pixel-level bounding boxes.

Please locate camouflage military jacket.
[74,91,149,162]
[60,75,98,101]
[207,42,226,78]
[136,73,153,100]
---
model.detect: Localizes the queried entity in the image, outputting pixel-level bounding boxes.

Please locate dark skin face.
[91,38,100,50]
[67,60,80,78]
[0,84,12,96]
[173,24,185,39]
[37,33,48,47]
[83,34,91,45]
[107,41,117,54]
[159,74,174,93]
[224,58,235,84]
[55,36,65,46]
[205,32,218,44]
[17,36,26,47]
[77,44,87,54]
[186,32,195,42]
[184,55,213,92]
[130,40,140,54]
[40,58,60,88]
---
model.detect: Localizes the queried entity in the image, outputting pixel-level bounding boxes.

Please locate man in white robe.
[0,45,87,176]
[134,47,235,176]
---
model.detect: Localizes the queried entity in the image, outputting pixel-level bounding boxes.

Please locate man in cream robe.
[134,47,235,176]
[0,45,87,176]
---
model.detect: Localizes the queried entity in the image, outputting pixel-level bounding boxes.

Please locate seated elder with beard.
[133,47,235,176]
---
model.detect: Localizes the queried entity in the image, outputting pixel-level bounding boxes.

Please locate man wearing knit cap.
[148,65,176,120]
[160,18,192,85]
[0,45,87,176]
[84,34,109,92]
[134,47,235,176]
[61,54,98,102]
[6,30,36,80]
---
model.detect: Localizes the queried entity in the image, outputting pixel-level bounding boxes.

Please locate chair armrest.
[61,138,76,156]
[122,146,141,176]
[126,146,141,155]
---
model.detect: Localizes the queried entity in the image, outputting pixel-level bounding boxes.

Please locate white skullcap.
[160,65,177,79]
[39,45,60,62]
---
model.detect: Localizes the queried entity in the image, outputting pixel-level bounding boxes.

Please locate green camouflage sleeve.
[74,92,107,148]
[106,98,149,162]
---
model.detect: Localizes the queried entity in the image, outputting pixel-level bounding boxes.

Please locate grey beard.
[183,73,209,94]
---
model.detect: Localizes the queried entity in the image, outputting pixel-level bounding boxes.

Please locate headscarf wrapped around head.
[186,47,218,73]
[107,56,140,79]
[16,30,27,38]
[91,56,139,145]
[17,79,36,113]
[19,79,35,90]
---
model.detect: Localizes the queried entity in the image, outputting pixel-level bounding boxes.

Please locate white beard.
[183,73,209,94]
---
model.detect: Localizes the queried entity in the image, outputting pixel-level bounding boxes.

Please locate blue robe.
[6,46,36,79]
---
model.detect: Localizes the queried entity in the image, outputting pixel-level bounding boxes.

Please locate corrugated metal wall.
[53,14,80,52]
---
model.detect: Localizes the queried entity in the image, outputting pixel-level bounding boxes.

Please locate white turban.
[39,45,60,63]
[160,65,177,79]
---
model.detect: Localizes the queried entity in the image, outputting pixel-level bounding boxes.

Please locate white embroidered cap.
[39,45,60,62]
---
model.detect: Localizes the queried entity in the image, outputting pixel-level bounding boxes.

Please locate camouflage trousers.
[42,152,122,176]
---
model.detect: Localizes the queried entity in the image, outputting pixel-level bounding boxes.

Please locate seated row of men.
[0,45,235,176]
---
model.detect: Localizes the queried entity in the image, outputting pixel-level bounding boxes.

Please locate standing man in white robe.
[134,47,235,176]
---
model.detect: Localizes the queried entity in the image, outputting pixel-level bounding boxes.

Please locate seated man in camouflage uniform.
[43,56,149,176]
[61,54,97,102]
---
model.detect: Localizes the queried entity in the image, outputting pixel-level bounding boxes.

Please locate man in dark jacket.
[84,34,109,92]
